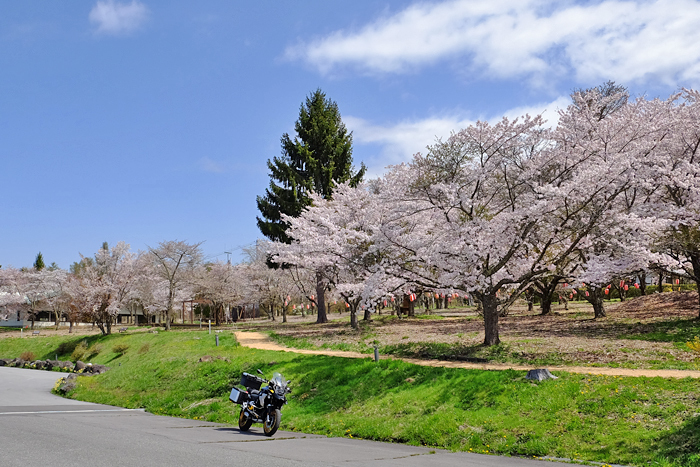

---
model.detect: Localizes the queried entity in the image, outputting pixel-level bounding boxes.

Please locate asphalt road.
[0,367,561,467]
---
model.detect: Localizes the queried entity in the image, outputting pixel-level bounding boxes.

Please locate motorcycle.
[229,369,291,436]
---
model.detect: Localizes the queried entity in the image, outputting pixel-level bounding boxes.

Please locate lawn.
[263,292,700,370]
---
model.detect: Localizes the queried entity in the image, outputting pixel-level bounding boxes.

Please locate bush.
[20,351,35,361]
[138,343,150,355]
[85,344,103,360]
[112,343,129,355]
[688,337,700,356]
[56,341,78,356]
[71,341,88,361]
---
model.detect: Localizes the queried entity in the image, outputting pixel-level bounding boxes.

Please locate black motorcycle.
[229,369,291,436]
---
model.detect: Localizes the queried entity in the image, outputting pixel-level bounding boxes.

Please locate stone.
[199,355,213,362]
[33,361,45,370]
[60,361,74,371]
[0,359,8,366]
[45,360,59,371]
[90,364,108,375]
[74,361,86,372]
[526,369,558,381]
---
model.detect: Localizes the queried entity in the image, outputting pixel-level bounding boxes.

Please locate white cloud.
[286,0,700,86]
[199,157,226,173]
[347,96,570,176]
[89,0,149,35]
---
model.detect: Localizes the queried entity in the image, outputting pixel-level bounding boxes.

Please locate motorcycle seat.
[249,389,260,397]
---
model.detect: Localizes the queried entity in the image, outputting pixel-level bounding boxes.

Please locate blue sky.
[2,0,699,269]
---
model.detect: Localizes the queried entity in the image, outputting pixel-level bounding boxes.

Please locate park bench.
[32,330,40,336]
[118,327,128,333]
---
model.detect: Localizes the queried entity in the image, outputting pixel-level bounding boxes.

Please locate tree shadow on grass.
[653,414,700,467]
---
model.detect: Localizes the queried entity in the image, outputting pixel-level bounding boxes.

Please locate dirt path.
[235,331,700,379]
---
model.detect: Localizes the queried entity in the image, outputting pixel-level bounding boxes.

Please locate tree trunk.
[270,304,275,321]
[69,320,73,334]
[480,292,500,346]
[350,305,358,330]
[363,307,371,321]
[590,288,606,318]
[315,272,328,324]
[638,272,647,296]
[657,272,664,293]
[282,304,287,323]
[540,293,553,315]
[690,253,700,319]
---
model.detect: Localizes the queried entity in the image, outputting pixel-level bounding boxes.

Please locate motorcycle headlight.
[275,386,285,397]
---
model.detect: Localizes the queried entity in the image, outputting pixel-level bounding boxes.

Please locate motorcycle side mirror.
[287,380,291,385]
[257,369,263,375]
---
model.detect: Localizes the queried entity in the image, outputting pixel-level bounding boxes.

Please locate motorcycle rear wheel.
[238,407,253,431]
[263,409,281,436]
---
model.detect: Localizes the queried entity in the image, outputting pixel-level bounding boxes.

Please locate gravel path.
[235,331,700,379]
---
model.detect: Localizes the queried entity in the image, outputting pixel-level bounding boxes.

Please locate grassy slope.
[1,330,699,467]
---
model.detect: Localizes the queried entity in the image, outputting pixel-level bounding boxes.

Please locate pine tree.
[257,89,366,323]
[257,89,365,243]
[34,252,45,271]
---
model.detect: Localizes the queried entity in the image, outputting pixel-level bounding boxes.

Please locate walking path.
[235,331,700,379]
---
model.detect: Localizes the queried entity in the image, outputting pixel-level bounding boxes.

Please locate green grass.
[621,318,700,345]
[2,330,700,466]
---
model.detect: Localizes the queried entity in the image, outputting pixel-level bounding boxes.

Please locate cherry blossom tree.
[149,240,202,330]
[68,242,139,335]
[192,261,244,325]
[273,183,403,329]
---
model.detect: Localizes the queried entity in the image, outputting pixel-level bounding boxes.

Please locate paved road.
[0,367,562,467]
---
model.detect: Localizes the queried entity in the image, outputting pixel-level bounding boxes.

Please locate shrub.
[688,336,700,356]
[20,351,35,361]
[85,344,103,360]
[71,341,88,361]
[112,343,130,355]
[138,343,150,355]
[56,341,78,356]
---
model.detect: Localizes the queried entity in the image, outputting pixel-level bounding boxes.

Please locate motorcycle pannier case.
[240,372,264,390]
[229,387,248,404]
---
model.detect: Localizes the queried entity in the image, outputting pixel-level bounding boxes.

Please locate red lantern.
[569,294,573,299]
[346,303,350,308]
[383,300,387,306]
[582,282,585,287]
[624,285,628,291]
[391,297,395,302]
[573,290,577,295]
[585,291,589,297]
[604,289,609,295]
[675,279,680,285]
[306,304,310,309]
[620,280,625,288]
[293,305,296,310]
[634,283,639,288]
[564,283,568,288]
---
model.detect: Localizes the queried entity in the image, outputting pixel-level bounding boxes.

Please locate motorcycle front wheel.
[238,407,253,431]
[263,408,281,436]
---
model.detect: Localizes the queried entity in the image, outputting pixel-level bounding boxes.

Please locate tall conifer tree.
[257,89,365,323]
